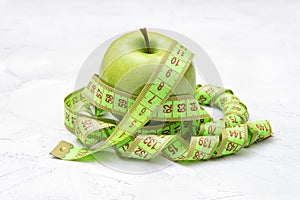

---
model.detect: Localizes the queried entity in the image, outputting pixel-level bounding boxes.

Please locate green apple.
[99,29,196,96]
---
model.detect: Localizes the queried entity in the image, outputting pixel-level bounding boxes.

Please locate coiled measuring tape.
[50,40,273,161]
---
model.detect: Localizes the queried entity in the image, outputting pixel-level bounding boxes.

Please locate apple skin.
[99,30,196,96]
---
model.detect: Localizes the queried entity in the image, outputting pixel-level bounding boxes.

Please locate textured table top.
[1,0,299,199]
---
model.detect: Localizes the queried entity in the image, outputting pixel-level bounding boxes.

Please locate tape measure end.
[50,140,74,159]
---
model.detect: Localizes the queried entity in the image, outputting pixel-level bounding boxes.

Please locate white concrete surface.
[0,0,299,199]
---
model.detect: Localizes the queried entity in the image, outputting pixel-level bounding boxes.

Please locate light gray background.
[0,0,299,199]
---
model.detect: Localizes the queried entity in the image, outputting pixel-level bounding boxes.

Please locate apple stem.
[140,28,151,54]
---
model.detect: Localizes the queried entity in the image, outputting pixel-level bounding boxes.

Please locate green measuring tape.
[50,40,273,161]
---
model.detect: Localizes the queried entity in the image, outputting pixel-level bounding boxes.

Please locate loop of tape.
[50,40,273,162]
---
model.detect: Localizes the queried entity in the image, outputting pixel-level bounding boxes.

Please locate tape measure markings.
[83,74,210,121]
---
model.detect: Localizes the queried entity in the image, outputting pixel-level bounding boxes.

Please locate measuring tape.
[50,40,273,161]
